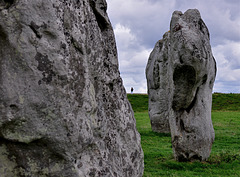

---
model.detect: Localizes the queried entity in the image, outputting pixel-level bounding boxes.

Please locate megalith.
[146,9,216,161]
[0,0,144,176]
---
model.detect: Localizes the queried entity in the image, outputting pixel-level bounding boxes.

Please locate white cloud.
[114,24,136,50]
[212,40,240,93]
[195,1,240,45]
[213,41,240,70]
[108,0,176,47]
[113,23,151,93]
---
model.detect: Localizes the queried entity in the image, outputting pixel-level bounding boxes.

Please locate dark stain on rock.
[0,25,7,40]
[89,168,96,177]
[99,160,103,167]
[153,62,160,89]
[35,52,56,85]
[124,166,133,177]
[57,75,68,87]
[98,167,110,176]
[130,150,138,163]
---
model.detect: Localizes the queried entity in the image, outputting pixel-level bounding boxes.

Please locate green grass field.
[127,93,240,177]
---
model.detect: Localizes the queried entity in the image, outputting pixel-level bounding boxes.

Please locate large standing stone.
[146,9,216,161]
[0,0,144,176]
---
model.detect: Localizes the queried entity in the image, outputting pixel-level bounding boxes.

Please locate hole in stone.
[10,104,17,108]
[9,104,18,110]
[9,104,19,112]
[172,65,196,111]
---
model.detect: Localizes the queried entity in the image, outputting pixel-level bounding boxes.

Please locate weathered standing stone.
[146,32,171,133]
[0,0,144,176]
[146,9,216,161]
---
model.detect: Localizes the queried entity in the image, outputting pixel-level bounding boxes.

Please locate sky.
[106,0,240,93]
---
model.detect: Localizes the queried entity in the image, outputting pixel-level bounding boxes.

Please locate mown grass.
[128,93,240,177]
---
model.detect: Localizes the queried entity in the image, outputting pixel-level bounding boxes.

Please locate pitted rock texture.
[146,9,216,161]
[0,0,144,176]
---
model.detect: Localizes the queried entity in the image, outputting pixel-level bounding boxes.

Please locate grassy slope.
[128,93,240,177]
[212,93,240,111]
[127,94,149,112]
[127,93,240,112]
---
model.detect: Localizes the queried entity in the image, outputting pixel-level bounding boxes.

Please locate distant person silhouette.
[131,87,134,94]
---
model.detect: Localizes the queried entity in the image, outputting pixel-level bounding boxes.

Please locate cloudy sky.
[107,0,240,93]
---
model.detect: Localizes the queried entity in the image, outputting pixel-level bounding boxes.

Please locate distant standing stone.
[146,9,216,161]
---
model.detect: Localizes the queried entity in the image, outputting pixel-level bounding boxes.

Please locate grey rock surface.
[146,9,216,161]
[0,0,144,176]
[146,32,171,134]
